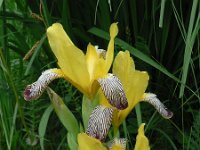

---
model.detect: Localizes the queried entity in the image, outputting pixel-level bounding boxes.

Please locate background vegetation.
[0,0,200,149]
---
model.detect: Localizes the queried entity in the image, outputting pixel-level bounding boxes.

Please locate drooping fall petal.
[141,93,173,119]
[86,105,113,141]
[134,123,150,150]
[24,68,64,101]
[98,74,128,110]
[47,23,90,96]
[78,133,107,150]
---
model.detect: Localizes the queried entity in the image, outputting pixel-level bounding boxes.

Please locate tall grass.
[0,0,199,149]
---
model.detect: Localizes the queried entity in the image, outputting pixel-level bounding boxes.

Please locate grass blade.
[154,128,178,150]
[39,105,53,150]
[24,34,46,76]
[179,0,199,98]
[159,0,166,28]
[47,87,79,149]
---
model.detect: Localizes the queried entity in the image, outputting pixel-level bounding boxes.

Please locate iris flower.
[77,105,150,150]
[24,23,128,109]
[100,50,173,129]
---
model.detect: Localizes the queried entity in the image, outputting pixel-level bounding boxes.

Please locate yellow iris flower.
[24,23,119,101]
[100,50,149,129]
[47,23,118,98]
[78,123,150,150]
[78,133,107,150]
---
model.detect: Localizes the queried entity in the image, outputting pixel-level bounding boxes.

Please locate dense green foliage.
[0,0,200,149]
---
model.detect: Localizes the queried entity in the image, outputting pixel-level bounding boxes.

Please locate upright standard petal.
[85,23,119,97]
[105,23,118,72]
[86,44,106,80]
[47,23,90,96]
[78,133,107,150]
[86,44,106,96]
[134,123,150,150]
[112,51,149,128]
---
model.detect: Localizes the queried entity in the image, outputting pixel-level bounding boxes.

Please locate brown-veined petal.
[24,68,64,101]
[98,74,128,110]
[141,93,173,119]
[86,105,113,141]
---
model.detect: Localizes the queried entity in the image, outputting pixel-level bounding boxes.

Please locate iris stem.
[135,103,142,127]
[113,127,120,138]
[82,95,99,129]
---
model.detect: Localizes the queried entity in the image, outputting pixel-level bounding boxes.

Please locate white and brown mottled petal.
[142,93,173,119]
[86,105,113,141]
[98,74,128,110]
[24,68,64,101]
[107,138,127,150]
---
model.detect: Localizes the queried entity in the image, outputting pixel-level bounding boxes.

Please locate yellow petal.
[107,138,127,150]
[78,133,107,150]
[86,44,107,95]
[47,23,90,95]
[112,51,149,128]
[105,23,118,72]
[98,89,112,108]
[134,123,150,150]
[112,145,124,150]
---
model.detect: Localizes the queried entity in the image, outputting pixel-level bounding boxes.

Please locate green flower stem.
[135,103,142,127]
[82,95,99,130]
[113,126,120,138]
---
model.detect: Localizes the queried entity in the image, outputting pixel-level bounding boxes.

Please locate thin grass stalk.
[24,34,46,76]
[171,0,187,42]
[179,0,199,98]
[135,104,142,127]
[2,1,9,67]
[40,0,51,27]
[0,103,10,149]
[122,121,130,150]
[159,0,166,28]
[154,128,178,150]
[0,49,28,135]
[9,102,18,150]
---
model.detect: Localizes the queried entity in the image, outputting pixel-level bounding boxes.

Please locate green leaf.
[47,88,79,148]
[67,132,78,150]
[0,0,3,9]
[179,0,199,98]
[38,105,53,150]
